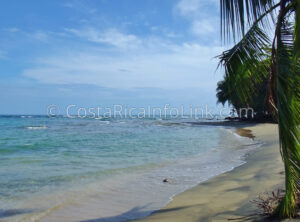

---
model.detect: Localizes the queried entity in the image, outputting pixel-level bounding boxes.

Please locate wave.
[17,132,260,222]
[26,126,48,130]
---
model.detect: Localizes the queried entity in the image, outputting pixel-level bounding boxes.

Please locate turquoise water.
[0,116,257,221]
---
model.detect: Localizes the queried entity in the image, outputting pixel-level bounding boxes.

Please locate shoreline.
[30,123,257,222]
[39,127,256,222]
[13,122,255,222]
[133,123,288,222]
[2,123,282,222]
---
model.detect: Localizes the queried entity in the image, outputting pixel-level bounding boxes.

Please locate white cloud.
[23,37,224,90]
[5,27,20,32]
[62,1,97,14]
[21,0,224,92]
[30,31,49,42]
[175,0,219,37]
[0,50,6,59]
[176,0,205,16]
[176,0,219,15]
[150,26,181,39]
[191,19,216,35]
[66,28,142,49]
[63,2,75,8]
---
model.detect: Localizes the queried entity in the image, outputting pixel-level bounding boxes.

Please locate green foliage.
[274,14,300,218]
[218,0,300,218]
[216,70,268,118]
[220,0,277,41]
[217,25,270,107]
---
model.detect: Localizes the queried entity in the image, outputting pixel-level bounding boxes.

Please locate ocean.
[0,116,259,222]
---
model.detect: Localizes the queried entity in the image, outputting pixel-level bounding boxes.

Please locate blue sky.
[0,0,226,114]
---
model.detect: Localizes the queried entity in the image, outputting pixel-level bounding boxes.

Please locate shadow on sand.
[80,204,192,222]
[79,202,295,222]
[0,208,38,218]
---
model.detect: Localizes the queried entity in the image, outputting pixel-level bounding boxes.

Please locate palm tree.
[216,60,270,119]
[218,0,300,218]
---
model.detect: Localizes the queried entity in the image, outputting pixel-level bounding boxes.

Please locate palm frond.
[218,0,300,218]
[274,11,300,218]
[294,0,300,55]
[217,24,271,106]
[216,79,230,105]
[220,0,279,41]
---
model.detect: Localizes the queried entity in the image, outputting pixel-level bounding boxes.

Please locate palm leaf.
[220,0,278,40]
[218,0,300,218]
[217,24,270,106]
[216,79,230,106]
[294,0,300,55]
[272,8,300,218]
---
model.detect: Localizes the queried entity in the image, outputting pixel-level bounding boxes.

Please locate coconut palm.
[218,0,300,218]
[216,60,270,118]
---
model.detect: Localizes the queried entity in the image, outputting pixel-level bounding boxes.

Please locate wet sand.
[134,123,297,222]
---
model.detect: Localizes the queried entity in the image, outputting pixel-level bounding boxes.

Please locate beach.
[3,0,300,220]
[0,117,259,222]
[134,123,292,222]
[1,120,294,222]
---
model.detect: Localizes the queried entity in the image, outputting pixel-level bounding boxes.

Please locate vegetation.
[216,63,270,119]
[217,0,300,218]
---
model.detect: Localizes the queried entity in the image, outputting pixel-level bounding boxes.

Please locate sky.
[0,0,227,115]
